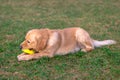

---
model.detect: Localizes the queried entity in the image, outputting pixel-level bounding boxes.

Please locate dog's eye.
[27,40,30,43]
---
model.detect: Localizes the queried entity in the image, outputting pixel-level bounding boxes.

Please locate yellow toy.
[22,49,35,55]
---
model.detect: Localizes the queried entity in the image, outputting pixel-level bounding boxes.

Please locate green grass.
[0,0,120,80]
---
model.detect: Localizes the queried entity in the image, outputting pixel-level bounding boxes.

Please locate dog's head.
[20,29,49,52]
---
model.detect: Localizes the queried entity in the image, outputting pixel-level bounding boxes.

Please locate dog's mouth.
[29,48,39,53]
[29,48,34,50]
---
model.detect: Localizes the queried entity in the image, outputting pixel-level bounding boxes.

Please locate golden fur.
[17,27,116,61]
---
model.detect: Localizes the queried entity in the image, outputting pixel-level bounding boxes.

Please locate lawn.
[0,0,120,80]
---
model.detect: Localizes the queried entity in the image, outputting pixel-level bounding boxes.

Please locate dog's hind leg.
[75,29,94,52]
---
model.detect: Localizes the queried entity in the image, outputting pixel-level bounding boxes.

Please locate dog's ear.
[36,29,49,51]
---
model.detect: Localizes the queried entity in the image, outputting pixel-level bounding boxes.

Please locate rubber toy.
[22,49,35,55]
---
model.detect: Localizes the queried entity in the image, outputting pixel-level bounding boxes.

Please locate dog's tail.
[93,39,116,48]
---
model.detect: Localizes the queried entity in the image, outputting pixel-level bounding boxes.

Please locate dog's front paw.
[17,54,33,61]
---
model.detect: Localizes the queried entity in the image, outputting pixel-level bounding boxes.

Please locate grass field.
[0,0,120,80]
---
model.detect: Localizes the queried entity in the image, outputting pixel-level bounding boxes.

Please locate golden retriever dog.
[17,27,116,61]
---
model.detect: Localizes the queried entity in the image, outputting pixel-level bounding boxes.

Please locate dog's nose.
[19,46,22,50]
